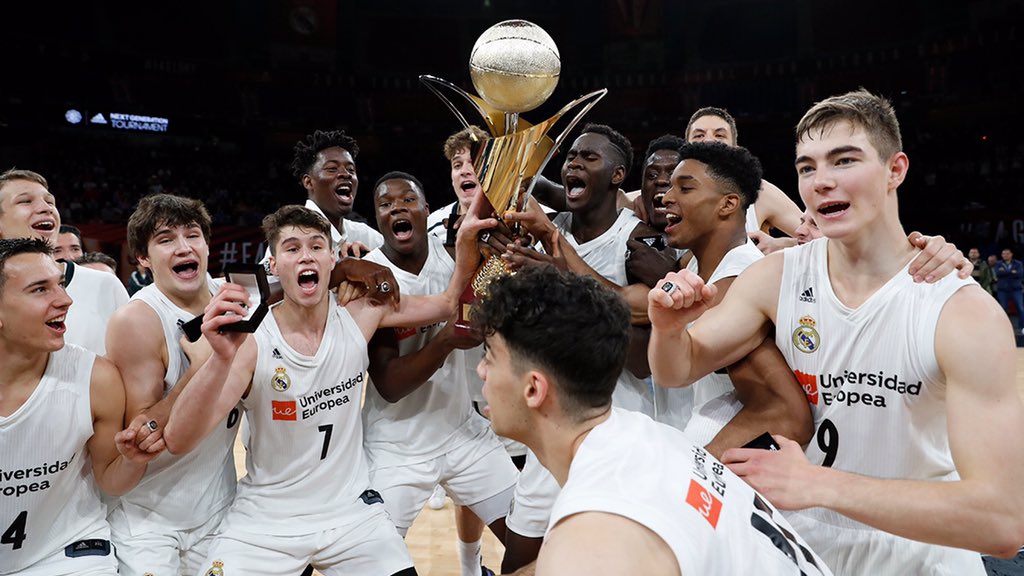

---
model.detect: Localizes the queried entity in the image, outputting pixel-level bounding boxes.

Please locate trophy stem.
[504,113,519,135]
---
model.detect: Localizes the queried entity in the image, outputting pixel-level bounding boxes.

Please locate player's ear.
[887,152,909,191]
[525,370,550,409]
[718,193,741,218]
[610,165,626,187]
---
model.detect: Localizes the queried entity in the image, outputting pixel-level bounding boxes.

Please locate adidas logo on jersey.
[272,347,282,359]
[799,287,815,303]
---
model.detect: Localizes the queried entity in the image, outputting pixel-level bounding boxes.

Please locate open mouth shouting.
[171,259,201,280]
[45,313,67,334]
[391,218,414,243]
[297,269,320,295]
[816,200,850,220]
[335,182,354,206]
[31,218,57,238]
[564,173,587,202]
[663,210,683,234]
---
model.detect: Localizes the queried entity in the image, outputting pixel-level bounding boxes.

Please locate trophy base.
[454,255,511,337]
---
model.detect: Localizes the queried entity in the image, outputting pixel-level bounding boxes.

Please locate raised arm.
[723,286,1024,557]
[89,357,159,496]
[163,284,256,455]
[756,180,802,236]
[648,255,780,388]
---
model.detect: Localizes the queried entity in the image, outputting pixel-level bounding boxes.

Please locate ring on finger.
[146,420,158,432]
[481,232,491,243]
[661,281,676,294]
[377,281,391,294]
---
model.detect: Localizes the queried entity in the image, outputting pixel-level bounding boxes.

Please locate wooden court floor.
[233,349,1024,575]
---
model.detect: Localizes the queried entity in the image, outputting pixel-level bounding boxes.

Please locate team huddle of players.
[1,88,1023,576]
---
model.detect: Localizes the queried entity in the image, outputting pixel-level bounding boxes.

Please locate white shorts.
[505,450,560,539]
[369,430,518,531]
[682,391,743,447]
[13,539,118,576]
[110,504,227,576]
[786,510,986,576]
[195,504,412,576]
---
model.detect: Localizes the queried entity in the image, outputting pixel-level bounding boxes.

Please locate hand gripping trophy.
[420,19,607,331]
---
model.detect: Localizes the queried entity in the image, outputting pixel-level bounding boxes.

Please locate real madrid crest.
[271,367,291,392]
[792,315,820,354]
[205,560,225,576]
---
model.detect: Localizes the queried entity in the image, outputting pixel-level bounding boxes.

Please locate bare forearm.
[372,337,456,403]
[649,328,698,388]
[164,354,234,455]
[814,468,1024,557]
[95,457,148,496]
[704,402,809,460]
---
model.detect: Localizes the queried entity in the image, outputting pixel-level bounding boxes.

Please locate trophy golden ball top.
[469,19,561,114]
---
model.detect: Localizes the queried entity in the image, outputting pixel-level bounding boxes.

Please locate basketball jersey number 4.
[2,511,27,550]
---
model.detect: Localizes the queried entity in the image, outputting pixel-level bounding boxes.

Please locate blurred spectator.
[54,224,84,262]
[994,248,1024,334]
[76,251,118,276]
[987,254,999,295]
[968,248,992,294]
[127,261,154,296]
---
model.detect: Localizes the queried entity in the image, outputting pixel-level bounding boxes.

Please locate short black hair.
[291,129,360,180]
[581,123,634,178]
[644,134,686,162]
[472,266,630,418]
[677,142,763,209]
[0,237,53,295]
[59,224,82,240]
[373,171,425,200]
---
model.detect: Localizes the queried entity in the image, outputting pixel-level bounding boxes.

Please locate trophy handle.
[419,75,498,135]
[520,88,609,207]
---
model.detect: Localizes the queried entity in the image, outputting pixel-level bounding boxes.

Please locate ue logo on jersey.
[272,400,297,421]
[794,370,819,405]
[792,315,820,354]
[685,479,722,529]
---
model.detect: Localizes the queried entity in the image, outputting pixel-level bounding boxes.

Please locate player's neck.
[570,194,618,244]
[826,218,917,308]
[530,407,612,486]
[0,346,48,417]
[158,282,211,315]
[274,296,330,352]
[691,221,748,283]
[382,241,429,276]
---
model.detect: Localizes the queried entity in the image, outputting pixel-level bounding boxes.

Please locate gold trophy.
[420,19,607,333]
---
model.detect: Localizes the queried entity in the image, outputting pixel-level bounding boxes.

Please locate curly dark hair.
[290,129,360,180]
[644,134,686,162]
[677,142,763,209]
[0,238,53,294]
[581,123,634,178]
[472,266,629,418]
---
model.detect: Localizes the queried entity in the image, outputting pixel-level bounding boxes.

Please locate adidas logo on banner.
[799,287,815,303]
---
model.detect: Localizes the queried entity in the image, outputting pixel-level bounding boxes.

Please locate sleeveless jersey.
[659,240,763,435]
[552,209,654,417]
[776,238,983,571]
[0,345,109,573]
[119,280,238,531]
[549,408,830,576]
[361,237,490,467]
[225,299,373,535]
[64,260,129,356]
[745,204,760,234]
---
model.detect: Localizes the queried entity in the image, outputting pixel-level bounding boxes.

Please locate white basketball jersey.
[64,261,129,356]
[776,239,983,570]
[549,408,830,576]
[225,299,374,535]
[744,204,760,234]
[361,237,490,467]
[553,209,654,416]
[675,241,763,442]
[118,281,238,532]
[0,346,109,573]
